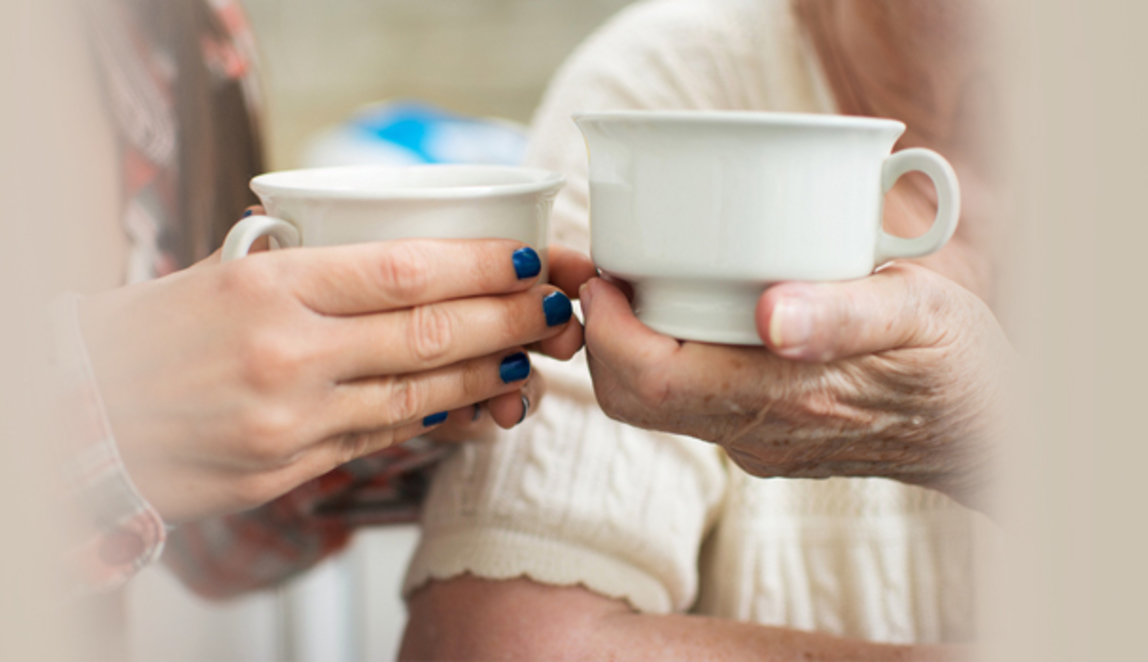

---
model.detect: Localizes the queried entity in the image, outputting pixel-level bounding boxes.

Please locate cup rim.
[572,110,906,133]
[250,164,565,201]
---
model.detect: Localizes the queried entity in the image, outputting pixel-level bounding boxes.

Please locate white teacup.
[575,111,960,345]
[222,164,564,278]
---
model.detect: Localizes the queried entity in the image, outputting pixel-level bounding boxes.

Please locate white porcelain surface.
[575,110,960,345]
[222,164,563,279]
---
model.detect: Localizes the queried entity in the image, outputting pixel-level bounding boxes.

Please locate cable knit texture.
[403,0,995,644]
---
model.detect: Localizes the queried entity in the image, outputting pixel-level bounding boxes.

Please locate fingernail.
[423,411,449,427]
[517,394,530,425]
[242,208,255,218]
[769,299,813,350]
[499,352,531,384]
[512,247,542,280]
[578,282,593,311]
[543,291,573,327]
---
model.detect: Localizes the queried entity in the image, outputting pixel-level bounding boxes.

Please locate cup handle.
[221,215,301,262]
[875,148,962,264]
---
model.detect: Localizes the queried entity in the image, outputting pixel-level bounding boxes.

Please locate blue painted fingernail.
[543,291,573,327]
[242,208,255,218]
[423,411,449,427]
[499,352,531,384]
[512,247,542,280]
[518,394,530,425]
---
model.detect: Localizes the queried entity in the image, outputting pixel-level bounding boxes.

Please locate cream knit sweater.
[404,0,994,644]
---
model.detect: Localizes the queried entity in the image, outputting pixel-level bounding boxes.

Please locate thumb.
[757,263,952,362]
[547,244,597,300]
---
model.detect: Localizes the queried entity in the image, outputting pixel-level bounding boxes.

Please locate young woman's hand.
[421,244,597,443]
[80,237,583,523]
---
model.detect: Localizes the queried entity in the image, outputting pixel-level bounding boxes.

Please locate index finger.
[580,276,682,380]
[581,277,791,414]
[277,238,544,315]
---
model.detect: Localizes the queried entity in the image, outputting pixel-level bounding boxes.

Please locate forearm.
[401,576,968,662]
[593,612,964,662]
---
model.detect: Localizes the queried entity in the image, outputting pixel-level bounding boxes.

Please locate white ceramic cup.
[575,110,961,345]
[222,164,564,278]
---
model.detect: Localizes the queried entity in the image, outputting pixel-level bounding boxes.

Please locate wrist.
[51,293,168,593]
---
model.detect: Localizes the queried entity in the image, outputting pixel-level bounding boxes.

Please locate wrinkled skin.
[581,264,1011,512]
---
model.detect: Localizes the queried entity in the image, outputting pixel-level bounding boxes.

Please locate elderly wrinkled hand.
[580,262,1012,511]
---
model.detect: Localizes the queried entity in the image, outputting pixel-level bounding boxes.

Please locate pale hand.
[80,238,586,522]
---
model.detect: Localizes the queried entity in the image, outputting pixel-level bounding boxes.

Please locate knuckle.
[497,296,526,341]
[490,292,537,347]
[377,243,431,301]
[633,364,674,411]
[588,361,635,422]
[471,241,512,286]
[236,406,300,463]
[897,264,947,339]
[378,376,425,426]
[899,264,940,309]
[462,355,497,400]
[217,257,280,302]
[408,304,455,364]
[596,395,630,424]
[239,331,311,391]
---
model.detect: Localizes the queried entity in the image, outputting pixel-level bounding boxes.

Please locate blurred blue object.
[303,101,529,168]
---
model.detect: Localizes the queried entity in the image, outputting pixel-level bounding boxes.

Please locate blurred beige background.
[244,0,639,169]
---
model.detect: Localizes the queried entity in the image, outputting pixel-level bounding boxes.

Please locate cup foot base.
[632,279,765,346]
